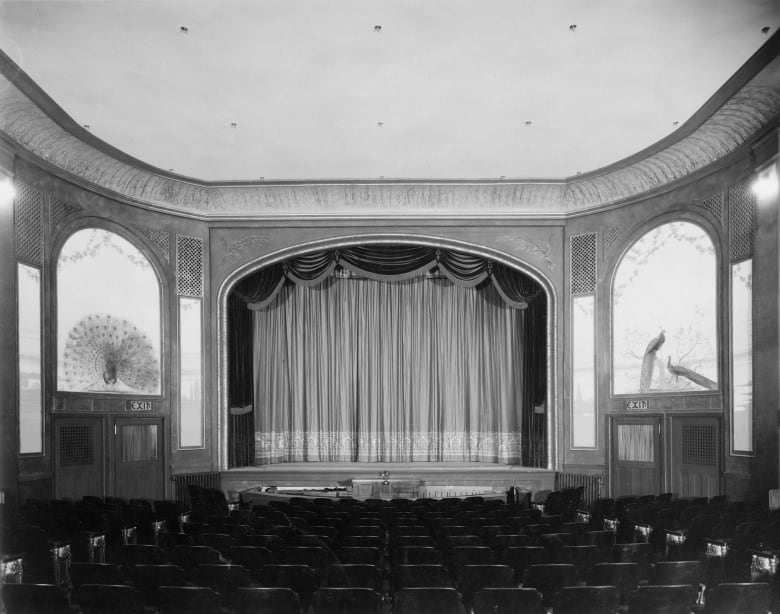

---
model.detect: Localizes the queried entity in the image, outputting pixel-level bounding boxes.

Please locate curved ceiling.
[2,0,779,182]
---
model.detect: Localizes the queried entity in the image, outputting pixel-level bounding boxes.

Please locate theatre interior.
[2,2,780,612]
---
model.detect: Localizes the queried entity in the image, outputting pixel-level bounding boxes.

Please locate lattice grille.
[729,179,755,262]
[570,233,597,294]
[59,426,94,466]
[605,224,630,254]
[14,182,44,266]
[696,193,723,224]
[176,235,204,296]
[49,198,80,229]
[682,424,716,466]
[142,227,170,261]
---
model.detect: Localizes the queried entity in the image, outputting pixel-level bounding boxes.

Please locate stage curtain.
[245,247,535,310]
[253,276,524,464]
[227,292,255,467]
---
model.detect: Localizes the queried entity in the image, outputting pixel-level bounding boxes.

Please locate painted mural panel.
[57,229,161,394]
[18,263,42,453]
[613,222,717,395]
[572,295,596,447]
[731,259,753,453]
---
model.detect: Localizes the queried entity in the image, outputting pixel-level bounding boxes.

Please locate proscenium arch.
[216,234,558,471]
[51,217,170,397]
[607,211,723,398]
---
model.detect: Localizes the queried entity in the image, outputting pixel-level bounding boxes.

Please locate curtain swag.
[234,245,542,310]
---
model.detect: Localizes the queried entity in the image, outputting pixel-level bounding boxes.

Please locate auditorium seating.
[5,489,780,613]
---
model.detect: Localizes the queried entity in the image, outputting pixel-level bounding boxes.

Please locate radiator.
[555,472,603,508]
[172,471,221,507]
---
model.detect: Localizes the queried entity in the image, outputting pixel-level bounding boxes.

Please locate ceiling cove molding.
[1,35,779,218]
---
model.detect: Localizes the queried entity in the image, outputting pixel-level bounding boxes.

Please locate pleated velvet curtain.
[229,245,547,467]
[253,278,523,463]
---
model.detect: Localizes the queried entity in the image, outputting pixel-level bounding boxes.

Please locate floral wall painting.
[613,221,718,394]
[57,228,162,395]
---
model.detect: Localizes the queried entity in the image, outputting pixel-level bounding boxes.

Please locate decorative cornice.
[1,33,779,219]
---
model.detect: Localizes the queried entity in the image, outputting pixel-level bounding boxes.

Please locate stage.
[220,462,555,502]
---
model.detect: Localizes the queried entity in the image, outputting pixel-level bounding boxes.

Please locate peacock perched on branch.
[63,314,160,393]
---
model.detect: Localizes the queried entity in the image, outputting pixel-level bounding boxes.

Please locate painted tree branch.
[666,356,717,390]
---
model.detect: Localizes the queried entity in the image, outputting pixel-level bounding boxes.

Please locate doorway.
[610,415,663,497]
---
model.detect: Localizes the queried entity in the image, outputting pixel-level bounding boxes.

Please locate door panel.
[611,416,662,497]
[671,416,720,499]
[54,416,104,499]
[114,417,164,500]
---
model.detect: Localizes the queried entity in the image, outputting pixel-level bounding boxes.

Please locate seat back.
[256,564,319,607]
[472,587,544,614]
[69,562,127,588]
[0,583,70,614]
[312,587,382,614]
[649,561,703,586]
[392,546,443,566]
[74,584,145,614]
[446,546,494,573]
[233,587,301,614]
[121,544,165,565]
[393,564,451,590]
[156,586,221,614]
[627,584,699,614]
[193,564,253,599]
[393,587,467,614]
[587,562,640,604]
[169,545,222,571]
[456,564,514,607]
[336,546,382,566]
[130,564,187,604]
[502,546,549,582]
[228,545,274,570]
[522,563,577,606]
[702,582,770,614]
[325,564,382,591]
[551,585,619,614]
[612,542,654,580]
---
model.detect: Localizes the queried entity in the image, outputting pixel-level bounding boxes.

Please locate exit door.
[611,416,662,497]
[113,416,165,501]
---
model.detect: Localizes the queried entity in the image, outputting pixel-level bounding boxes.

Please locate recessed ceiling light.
[673,121,679,126]
[180,26,189,34]
[82,124,90,129]
[168,168,174,172]
[525,121,532,126]
[569,24,577,31]
[500,176,505,180]
[374,25,382,32]
[377,122,384,128]
[762,26,770,35]
[230,122,237,128]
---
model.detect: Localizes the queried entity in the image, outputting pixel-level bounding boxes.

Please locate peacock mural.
[62,314,160,393]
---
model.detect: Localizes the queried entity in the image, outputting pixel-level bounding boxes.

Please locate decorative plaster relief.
[217,235,272,271]
[2,58,779,217]
[140,227,170,261]
[605,224,632,253]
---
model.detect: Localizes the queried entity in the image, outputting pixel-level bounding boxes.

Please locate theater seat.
[0,583,70,614]
[393,587,467,614]
[233,587,302,614]
[551,585,619,614]
[626,584,699,614]
[156,586,222,614]
[472,587,544,614]
[74,584,146,614]
[312,587,382,614]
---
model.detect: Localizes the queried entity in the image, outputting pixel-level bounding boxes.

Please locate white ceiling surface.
[1,1,779,182]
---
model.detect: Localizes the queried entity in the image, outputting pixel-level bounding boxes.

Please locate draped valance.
[233,245,543,310]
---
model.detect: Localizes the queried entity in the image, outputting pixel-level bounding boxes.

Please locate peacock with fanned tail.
[63,314,159,393]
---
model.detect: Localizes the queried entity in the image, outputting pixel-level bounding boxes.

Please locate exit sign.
[626,400,648,410]
[129,400,152,411]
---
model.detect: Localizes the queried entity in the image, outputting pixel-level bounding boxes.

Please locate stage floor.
[221,462,555,501]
